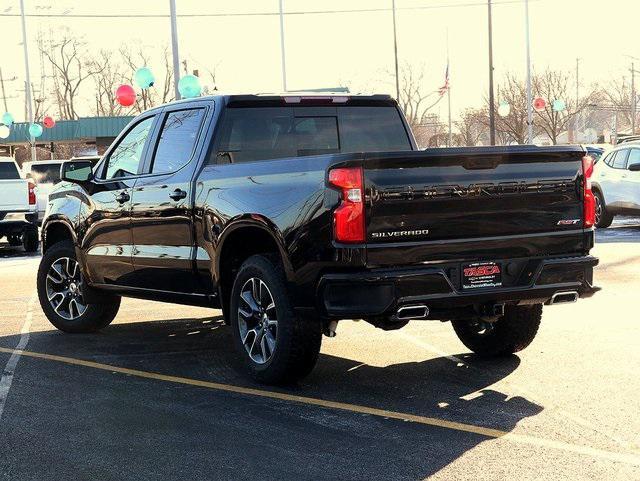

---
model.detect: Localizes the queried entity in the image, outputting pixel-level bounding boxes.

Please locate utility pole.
[391,0,400,102]
[446,29,452,147]
[487,0,496,145]
[278,0,288,92]
[632,62,636,136]
[0,68,14,113]
[169,0,181,100]
[524,0,533,144]
[19,0,36,161]
[574,58,580,142]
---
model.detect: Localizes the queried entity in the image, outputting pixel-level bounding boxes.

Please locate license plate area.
[462,261,503,289]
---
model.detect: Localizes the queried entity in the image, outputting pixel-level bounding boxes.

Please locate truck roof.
[151,93,396,112]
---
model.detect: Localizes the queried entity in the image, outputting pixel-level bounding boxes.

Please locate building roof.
[1,116,134,144]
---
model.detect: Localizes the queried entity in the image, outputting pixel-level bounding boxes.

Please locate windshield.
[29,164,62,184]
[0,161,20,180]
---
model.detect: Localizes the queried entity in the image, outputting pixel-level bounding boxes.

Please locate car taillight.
[582,155,595,228]
[328,166,365,243]
[28,181,37,205]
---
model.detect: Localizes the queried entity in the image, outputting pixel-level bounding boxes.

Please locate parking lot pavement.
[0,219,639,480]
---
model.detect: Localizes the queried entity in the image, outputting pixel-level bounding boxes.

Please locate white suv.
[592,145,640,228]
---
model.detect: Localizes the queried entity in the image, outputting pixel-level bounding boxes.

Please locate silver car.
[592,145,640,228]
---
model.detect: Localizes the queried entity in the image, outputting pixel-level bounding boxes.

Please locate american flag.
[438,62,450,96]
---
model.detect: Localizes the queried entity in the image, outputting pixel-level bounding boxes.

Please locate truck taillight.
[28,181,37,205]
[328,167,365,243]
[582,155,595,228]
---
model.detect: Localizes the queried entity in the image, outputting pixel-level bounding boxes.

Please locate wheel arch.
[215,216,293,315]
[42,218,76,253]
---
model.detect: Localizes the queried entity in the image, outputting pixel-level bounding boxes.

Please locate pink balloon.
[116,84,136,107]
[43,116,55,129]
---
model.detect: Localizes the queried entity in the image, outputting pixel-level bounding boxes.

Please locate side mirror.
[60,160,94,183]
[628,162,640,172]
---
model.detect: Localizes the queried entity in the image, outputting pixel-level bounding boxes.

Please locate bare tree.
[532,69,596,144]
[455,108,489,146]
[40,31,103,119]
[92,50,126,117]
[396,63,443,132]
[492,73,533,145]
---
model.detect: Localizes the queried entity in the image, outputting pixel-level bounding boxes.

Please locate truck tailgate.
[0,180,30,212]
[364,146,588,267]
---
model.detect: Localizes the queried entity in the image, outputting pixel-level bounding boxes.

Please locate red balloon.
[533,97,547,112]
[116,84,136,107]
[43,116,55,129]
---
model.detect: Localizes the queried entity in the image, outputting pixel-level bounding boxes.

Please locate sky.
[0,0,638,123]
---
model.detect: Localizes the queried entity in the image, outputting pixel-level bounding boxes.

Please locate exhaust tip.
[549,291,579,305]
[396,305,429,320]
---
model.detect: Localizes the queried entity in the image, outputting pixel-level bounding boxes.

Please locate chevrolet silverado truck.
[36,94,599,384]
[0,157,39,252]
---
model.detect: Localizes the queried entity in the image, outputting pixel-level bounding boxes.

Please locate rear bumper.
[317,255,599,319]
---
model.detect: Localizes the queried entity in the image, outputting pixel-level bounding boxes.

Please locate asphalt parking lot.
[0,219,639,480]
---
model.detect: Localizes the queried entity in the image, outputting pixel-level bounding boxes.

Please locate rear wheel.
[230,254,322,384]
[37,240,121,333]
[451,304,542,357]
[22,226,39,252]
[594,190,614,228]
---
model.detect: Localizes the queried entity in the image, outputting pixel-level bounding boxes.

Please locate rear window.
[215,106,411,164]
[29,164,61,184]
[0,162,20,179]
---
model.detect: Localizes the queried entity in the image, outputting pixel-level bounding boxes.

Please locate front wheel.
[451,304,542,357]
[230,254,322,384]
[37,240,121,333]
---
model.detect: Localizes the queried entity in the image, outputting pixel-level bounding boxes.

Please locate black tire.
[22,226,39,253]
[452,304,542,357]
[37,240,121,333]
[230,254,322,384]
[594,190,614,229]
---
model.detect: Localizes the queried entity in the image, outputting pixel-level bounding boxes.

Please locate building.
[0,116,133,165]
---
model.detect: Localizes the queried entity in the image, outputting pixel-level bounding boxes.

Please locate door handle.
[169,189,187,201]
[115,191,130,204]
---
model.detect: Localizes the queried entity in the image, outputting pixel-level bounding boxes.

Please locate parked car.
[37,94,599,384]
[592,145,640,228]
[22,159,65,224]
[0,157,39,252]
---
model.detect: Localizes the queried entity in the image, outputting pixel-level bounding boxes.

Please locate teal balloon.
[29,123,43,138]
[135,67,155,89]
[2,112,14,126]
[552,99,566,112]
[178,75,201,99]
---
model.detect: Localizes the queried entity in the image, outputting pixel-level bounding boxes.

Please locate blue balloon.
[552,99,566,112]
[29,123,43,138]
[2,112,14,126]
[135,67,155,89]
[178,75,201,99]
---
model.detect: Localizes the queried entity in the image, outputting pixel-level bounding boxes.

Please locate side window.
[104,116,155,180]
[151,109,204,174]
[612,149,629,169]
[603,152,615,167]
[626,149,640,169]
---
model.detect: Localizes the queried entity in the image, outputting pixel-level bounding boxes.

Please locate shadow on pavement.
[595,217,640,244]
[0,317,543,481]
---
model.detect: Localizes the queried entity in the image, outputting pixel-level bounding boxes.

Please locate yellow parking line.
[1,346,639,467]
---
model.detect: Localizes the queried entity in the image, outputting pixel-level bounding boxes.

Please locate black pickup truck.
[37,94,599,383]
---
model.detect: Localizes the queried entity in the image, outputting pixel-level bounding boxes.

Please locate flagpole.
[446,29,452,147]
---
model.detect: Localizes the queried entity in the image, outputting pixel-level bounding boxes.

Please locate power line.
[0,0,539,19]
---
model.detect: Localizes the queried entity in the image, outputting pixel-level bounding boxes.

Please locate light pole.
[574,58,580,142]
[487,0,496,145]
[169,0,181,100]
[278,0,288,92]
[19,0,36,161]
[525,0,533,144]
[391,0,400,102]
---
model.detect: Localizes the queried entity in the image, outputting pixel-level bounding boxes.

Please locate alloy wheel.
[237,277,278,364]
[45,257,87,320]
[594,194,603,226]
